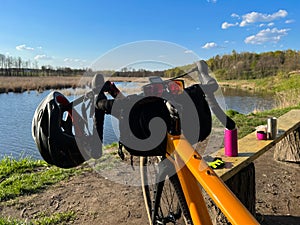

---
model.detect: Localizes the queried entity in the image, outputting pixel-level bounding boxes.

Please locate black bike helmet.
[32,91,90,168]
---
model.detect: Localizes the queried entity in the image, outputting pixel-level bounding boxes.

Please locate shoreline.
[0,76,83,94]
[0,76,254,94]
[1,74,299,94]
[0,76,151,94]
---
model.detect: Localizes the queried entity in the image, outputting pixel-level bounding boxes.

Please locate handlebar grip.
[194,60,235,129]
[92,73,105,92]
[196,60,219,93]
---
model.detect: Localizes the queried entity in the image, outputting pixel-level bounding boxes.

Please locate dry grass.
[0,76,91,93]
[0,76,154,94]
[274,89,300,108]
[4,75,298,110]
[0,76,197,94]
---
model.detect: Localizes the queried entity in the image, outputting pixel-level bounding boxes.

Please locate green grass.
[0,211,76,225]
[0,157,80,201]
[103,142,118,150]
[272,73,300,92]
[1,104,300,223]
[251,73,300,93]
[226,104,300,138]
[219,73,300,93]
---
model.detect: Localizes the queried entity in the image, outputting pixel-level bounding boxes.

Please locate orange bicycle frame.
[166,134,259,225]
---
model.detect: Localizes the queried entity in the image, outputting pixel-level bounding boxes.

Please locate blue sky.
[0,0,299,69]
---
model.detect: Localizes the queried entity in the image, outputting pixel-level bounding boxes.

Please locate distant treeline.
[1,50,299,79]
[112,50,300,80]
[112,67,185,78]
[207,49,300,80]
[112,69,163,77]
[0,54,86,76]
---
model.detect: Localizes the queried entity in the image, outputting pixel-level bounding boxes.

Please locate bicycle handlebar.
[195,60,236,129]
[72,60,236,131]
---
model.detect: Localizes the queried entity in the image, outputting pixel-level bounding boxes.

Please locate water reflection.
[221,87,275,114]
[0,86,275,159]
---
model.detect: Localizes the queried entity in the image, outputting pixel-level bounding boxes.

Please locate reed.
[0,76,90,94]
[0,76,152,94]
[274,88,300,109]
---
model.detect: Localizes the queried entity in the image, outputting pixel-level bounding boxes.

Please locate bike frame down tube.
[166,134,259,225]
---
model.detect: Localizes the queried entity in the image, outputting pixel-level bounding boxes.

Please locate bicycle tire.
[140,156,193,225]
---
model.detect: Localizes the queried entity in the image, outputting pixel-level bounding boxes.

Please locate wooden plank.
[211,109,300,181]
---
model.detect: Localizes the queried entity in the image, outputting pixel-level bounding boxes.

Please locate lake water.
[0,84,275,159]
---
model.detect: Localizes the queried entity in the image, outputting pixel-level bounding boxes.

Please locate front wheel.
[140,156,193,225]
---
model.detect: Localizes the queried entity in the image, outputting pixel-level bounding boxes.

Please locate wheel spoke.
[140,157,192,225]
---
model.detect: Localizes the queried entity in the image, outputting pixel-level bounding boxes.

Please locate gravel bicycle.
[136,61,258,225]
[32,60,259,225]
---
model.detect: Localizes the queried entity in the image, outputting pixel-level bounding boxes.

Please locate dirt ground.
[0,147,299,225]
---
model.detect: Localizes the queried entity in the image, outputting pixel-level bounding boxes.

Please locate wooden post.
[274,126,300,163]
[204,163,256,225]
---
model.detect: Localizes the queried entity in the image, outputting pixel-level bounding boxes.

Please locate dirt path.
[254,148,300,225]
[0,147,299,224]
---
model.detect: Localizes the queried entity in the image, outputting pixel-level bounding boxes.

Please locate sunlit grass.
[0,211,76,225]
[0,157,80,201]
[219,73,300,93]
[226,104,300,138]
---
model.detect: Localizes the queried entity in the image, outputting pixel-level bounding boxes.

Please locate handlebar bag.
[116,84,211,157]
[117,95,171,156]
[175,84,212,144]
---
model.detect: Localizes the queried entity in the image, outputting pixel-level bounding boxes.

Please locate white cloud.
[244,28,289,45]
[202,42,218,49]
[64,58,75,62]
[240,9,288,27]
[207,0,217,3]
[34,54,53,60]
[16,44,34,51]
[259,22,275,27]
[64,58,86,63]
[231,13,240,19]
[222,22,238,29]
[285,19,295,24]
[63,58,88,67]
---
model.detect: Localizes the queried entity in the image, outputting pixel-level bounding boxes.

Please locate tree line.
[0,54,86,76]
[112,68,163,77]
[207,49,300,80]
[1,49,299,79]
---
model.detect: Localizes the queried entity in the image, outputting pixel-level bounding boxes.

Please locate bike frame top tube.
[166,134,259,225]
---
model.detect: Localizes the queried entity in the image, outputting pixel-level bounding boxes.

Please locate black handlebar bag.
[116,85,211,157]
[116,95,171,156]
[175,84,212,144]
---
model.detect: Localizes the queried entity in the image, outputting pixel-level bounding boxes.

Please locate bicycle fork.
[167,134,259,225]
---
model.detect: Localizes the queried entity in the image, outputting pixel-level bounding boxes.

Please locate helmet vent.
[40,108,49,137]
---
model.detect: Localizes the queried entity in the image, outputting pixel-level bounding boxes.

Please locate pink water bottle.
[224,128,238,157]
